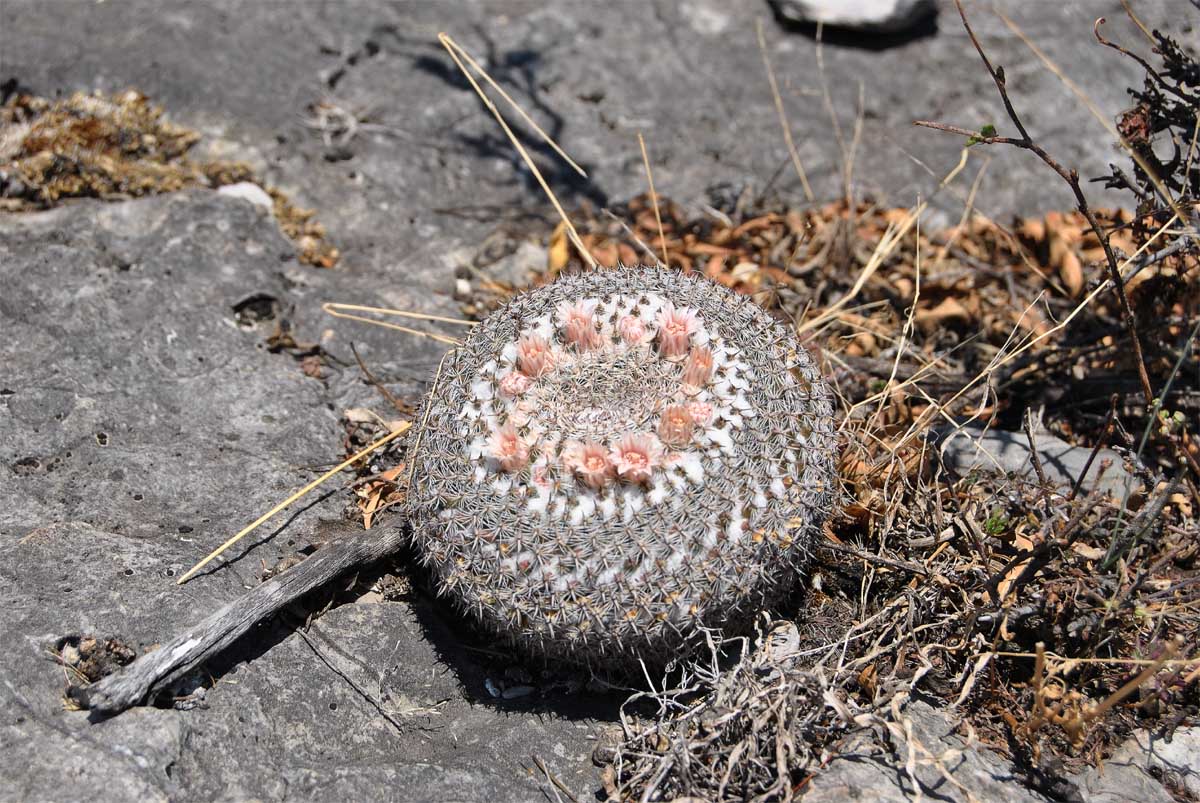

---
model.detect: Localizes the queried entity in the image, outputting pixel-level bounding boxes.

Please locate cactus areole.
[407,267,837,667]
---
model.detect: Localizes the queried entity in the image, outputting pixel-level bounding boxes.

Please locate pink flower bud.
[618,314,649,346]
[682,346,714,387]
[655,303,699,358]
[488,422,530,472]
[562,440,613,489]
[558,300,602,351]
[517,335,554,378]
[657,404,695,447]
[499,371,532,398]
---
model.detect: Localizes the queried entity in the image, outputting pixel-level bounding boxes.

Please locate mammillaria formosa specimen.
[406,267,837,667]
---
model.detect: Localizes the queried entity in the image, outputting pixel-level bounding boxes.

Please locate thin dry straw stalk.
[437,33,597,270]
[756,18,815,203]
[177,423,410,584]
[322,302,473,346]
[638,132,670,268]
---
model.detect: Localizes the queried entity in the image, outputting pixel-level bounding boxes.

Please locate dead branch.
[72,522,405,715]
[913,0,1156,407]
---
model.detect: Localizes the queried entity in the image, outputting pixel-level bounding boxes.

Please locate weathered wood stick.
[74,524,406,715]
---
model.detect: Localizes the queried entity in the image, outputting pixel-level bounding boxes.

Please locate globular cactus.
[406,266,837,668]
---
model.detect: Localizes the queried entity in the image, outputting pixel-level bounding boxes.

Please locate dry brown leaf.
[1059,248,1084,297]
[379,464,406,482]
[591,240,619,268]
[1019,217,1046,241]
[995,531,1036,603]
[547,221,570,275]
[915,297,970,334]
[1070,542,1106,561]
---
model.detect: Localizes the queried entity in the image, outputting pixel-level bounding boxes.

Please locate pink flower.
[682,346,714,387]
[618,314,649,346]
[656,303,699,358]
[687,401,714,426]
[609,432,664,484]
[657,404,695,447]
[558,300,602,351]
[488,422,529,472]
[499,371,532,398]
[517,334,554,378]
[562,440,613,489]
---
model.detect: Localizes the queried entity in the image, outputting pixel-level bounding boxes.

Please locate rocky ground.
[1,1,1196,801]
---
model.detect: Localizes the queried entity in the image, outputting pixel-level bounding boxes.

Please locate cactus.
[406,266,837,667]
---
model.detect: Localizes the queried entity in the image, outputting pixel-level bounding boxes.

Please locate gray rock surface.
[935,423,1142,502]
[1074,726,1200,802]
[0,194,608,802]
[806,701,1184,803]
[805,702,1051,803]
[768,0,937,34]
[1,0,1185,251]
[1,1,1195,801]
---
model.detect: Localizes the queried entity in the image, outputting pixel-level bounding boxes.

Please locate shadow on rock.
[397,539,630,724]
[769,5,938,51]
[372,23,609,208]
[147,520,627,727]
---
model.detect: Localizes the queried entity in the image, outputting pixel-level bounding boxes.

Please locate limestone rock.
[934,424,1142,503]
[0,194,602,802]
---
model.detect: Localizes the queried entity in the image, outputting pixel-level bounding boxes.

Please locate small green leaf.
[967,124,997,146]
[983,506,1010,536]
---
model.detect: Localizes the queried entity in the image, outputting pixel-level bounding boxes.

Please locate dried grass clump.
[0,88,202,204]
[608,621,860,802]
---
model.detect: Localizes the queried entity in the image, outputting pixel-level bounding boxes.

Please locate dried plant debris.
[608,621,857,802]
[55,635,137,709]
[449,61,1199,793]
[1102,28,1200,225]
[0,88,339,267]
[55,635,137,685]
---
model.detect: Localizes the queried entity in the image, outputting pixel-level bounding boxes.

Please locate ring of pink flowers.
[486,300,722,487]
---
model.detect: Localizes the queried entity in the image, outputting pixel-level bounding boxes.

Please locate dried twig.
[350,342,409,416]
[75,523,406,714]
[913,0,1156,407]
